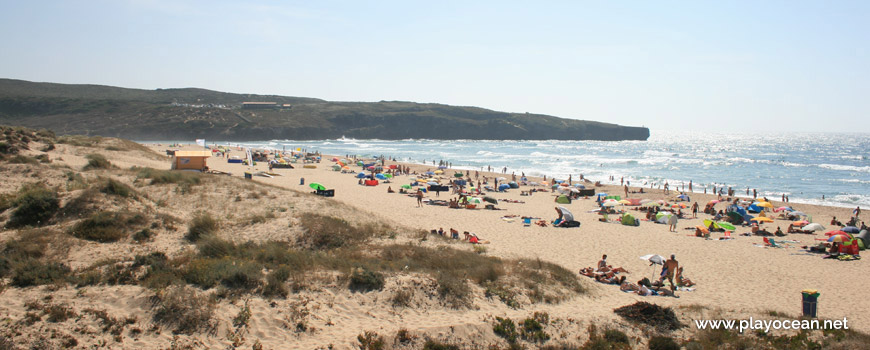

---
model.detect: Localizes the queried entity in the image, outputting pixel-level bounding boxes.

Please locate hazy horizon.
[2,1,868,133]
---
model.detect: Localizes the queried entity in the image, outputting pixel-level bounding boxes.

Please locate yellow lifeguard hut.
[171,150,212,171]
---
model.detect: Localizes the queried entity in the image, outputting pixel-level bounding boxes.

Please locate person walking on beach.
[691,202,699,218]
[753,189,757,199]
[664,182,670,195]
[688,180,692,192]
[667,213,678,232]
[624,185,629,198]
[855,207,861,218]
[416,189,424,208]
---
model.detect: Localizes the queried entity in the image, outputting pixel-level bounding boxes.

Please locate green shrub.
[357,331,385,350]
[8,154,38,164]
[69,211,143,242]
[348,267,385,292]
[297,214,381,249]
[262,266,291,298]
[83,153,112,170]
[423,340,460,350]
[11,260,70,287]
[648,336,679,350]
[493,317,518,343]
[7,183,59,228]
[436,272,471,308]
[98,177,135,198]
[34,154,50,163]
[151,286,216,335]
[186,212,218,241]
[604,329,629,344]
[183,258,262,291]
[133,228,154,243]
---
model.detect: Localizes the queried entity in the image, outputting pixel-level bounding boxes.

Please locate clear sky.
[1,0,868,132]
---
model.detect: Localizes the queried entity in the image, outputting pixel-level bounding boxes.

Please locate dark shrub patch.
[648,336,680,350]
[7,183,59,228]
[614,302,683,331]
[11,260,70,287]
[69,211,144,242]
[83,153,112,170]
[348,267,385,292]
[186,212,218,241]
[97,177,136,198]
[151,286,216,335]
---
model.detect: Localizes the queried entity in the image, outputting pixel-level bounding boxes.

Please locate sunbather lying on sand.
[596,274,625,285]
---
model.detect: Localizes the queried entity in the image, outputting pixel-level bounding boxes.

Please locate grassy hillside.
[0,78,650,141]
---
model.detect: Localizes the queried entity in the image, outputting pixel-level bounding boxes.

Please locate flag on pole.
[246,147,254,167]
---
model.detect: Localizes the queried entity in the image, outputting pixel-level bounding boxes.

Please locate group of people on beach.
[579,254,691,298]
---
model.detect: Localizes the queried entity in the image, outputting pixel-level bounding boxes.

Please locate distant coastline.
[0,78,649,141]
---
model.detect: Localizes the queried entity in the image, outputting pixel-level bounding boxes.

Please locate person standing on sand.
[691,202,699,218]
[855,207,861,219]
[663,255,679,292]
[667,213,678,232]
[689,180,692,192]
[416,189,424,208]
[624,185,629,198]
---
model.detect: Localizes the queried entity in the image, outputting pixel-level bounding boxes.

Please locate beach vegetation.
[348,267,385,292]
[69,211,146,242]
[614,302,683,331]
[493,316,519,343]
[11,260,71,287]
[357,331,386,350]
[150,285,216,335]
[186,211,218,241]
[8,154,38,164]
[83,153,112,170]
[97,177,136,198]
[647,336,679,350]
[6,183,60,228]
[135,166,202,186]
[422,340,460,350]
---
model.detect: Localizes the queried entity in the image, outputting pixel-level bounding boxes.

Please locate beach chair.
[764,237,782,248]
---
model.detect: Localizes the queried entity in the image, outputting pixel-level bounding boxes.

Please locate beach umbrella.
[356,172,367,178]
[775,206,793,212]
[751,216,774,223]
[842,226,860,234]
[375,174,387,180]
[384,173,393,179]
[803,223,825,232]
[454,172,464,178]
[640,254,665,265]
[331,164,341,170]
[468,197,482,204]
[425,171,435,175]
[483,196,498,204]
[602,200,619,207]
[639,254,666,279]
[717,222,737,231]
[618,199,632,205]
[434,170,443,175]
[401,184,411,189]
[597,193,608,197]
[309,183,326,191]
[825,230,848,237]
[695,225,710,234]
[438,166,447,169]
[789,211,807,217]
[427,181,439,186]
[828,235,851,243]
[497,177,507,181]
[678,194,689,201]
[560,182,570,187]
[755,202,774,208]
[708,200,720,204]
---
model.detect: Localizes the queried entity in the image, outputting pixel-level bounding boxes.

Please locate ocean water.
[191,131,870,208]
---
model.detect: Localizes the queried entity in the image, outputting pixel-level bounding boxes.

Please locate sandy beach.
[160,144,868,330]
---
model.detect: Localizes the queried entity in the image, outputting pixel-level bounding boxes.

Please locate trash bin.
[244,172,252,180]
[802,289,819,318]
